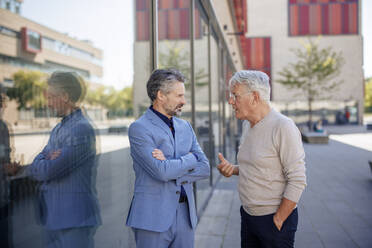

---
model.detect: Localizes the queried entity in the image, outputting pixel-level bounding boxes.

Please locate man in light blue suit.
[10,72,101,248]
[126,69,210,248]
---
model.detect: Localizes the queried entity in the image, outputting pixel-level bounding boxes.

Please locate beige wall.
[132,41,151,117]
[246,0,364,123]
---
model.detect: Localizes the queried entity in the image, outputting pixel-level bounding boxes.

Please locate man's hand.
[217,153,237,177]
[152,149,166,161]
[46,150,61,160]
[273,214,284,231]
[273,197,297,231]
[4,162,21,176]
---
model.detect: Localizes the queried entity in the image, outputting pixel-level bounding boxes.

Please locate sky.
[22,0,134,89]
[21,0,372,89]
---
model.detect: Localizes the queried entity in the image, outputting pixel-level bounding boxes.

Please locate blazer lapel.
[145,109,175,146]
[173,118,180,158]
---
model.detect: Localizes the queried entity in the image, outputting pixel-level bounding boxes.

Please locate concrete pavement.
[195,131,372,248]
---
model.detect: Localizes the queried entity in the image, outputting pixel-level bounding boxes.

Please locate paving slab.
[196,131,372,248]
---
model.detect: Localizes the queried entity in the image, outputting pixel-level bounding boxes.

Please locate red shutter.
[288,0,358,35]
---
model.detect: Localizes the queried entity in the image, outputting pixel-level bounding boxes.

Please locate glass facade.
[0,0,239,247]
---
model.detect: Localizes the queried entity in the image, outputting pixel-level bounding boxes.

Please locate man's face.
[45,86,68,117]
[228,84,254,120]
[162,82,186,117]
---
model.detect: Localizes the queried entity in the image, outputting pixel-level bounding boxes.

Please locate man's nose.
[228,97,234,105]
[181,96,186,105]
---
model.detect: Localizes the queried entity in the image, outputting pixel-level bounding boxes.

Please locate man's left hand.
[47,150,61,160]
[4,162,21,176]
[152,149,166,161]
[273,214,284,231]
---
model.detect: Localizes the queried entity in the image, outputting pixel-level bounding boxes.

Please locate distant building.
[0,2,103,124]
[242,0,363,124]
[0,0,22,15]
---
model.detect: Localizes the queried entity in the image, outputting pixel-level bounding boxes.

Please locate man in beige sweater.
[218,70,306,248]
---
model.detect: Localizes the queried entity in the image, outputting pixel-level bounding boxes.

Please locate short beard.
[165,104,183,117]
[174,108,182,117]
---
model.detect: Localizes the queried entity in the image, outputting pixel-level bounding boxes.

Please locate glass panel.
[157,0,192,122]
[210,29,220,185]
[224,62,236,162]
[0,0,144,246]
[194,1,211,213]
[134,0,152,117]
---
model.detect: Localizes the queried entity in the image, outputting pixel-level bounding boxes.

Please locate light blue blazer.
[126,108,210,232]
[26,109,101,230]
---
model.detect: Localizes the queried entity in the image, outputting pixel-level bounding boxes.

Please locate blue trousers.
[240,207,298,248]
[0,204,12,248]
[45,226,96,248]
[133,201,194,248]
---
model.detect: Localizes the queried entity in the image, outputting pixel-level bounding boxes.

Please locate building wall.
[211,0,244,71]
[0,7,105,125]
[245,0,364,123]
[0,8,103,82]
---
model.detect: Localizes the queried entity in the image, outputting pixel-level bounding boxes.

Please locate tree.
[277,38,344,130]
[85,85,107,107]
[365,77,372,112]
[84,85,133,118]
[7,70,47,110]
[158,42,208,89]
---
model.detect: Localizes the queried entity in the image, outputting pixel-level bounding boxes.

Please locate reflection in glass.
[194,1,211,213]
[210,29,220,185]
[157,0,192,122]
[1,1,138,247]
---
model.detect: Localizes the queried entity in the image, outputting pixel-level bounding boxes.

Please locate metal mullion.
[190,0,197,212]
[190,0,195,130]
[207,20,213,187]
[149,0,158,72]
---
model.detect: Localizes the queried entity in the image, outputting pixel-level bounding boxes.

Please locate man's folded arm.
[176,123,210,185]
[26,127,95,181]
[129,123,197,182]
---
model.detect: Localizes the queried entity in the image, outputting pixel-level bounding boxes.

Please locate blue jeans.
[240,207,298,248]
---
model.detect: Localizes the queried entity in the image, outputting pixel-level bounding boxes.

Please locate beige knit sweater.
[237,109,307,216]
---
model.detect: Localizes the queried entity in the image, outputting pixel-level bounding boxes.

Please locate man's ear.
[61,91,70,103]
[157,90,166,102]
[252,91,260,104]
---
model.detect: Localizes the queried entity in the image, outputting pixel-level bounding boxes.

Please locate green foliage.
[277,38,344,127]
[6,70,133,117]
[7,70,47,110]
[158,42,208,88]
[85,85,133,118]
[365,78,372,112]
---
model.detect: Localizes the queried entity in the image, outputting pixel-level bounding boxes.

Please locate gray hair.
[146,68,186,103]
[229,70,271,102]
[48,71,86,103]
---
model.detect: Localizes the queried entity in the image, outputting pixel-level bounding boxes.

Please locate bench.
[108,125,128,133]
[367,124,372,131]
[301,132,329,144]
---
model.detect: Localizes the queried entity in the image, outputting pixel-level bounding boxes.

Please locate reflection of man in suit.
[10,72,101,248]
[126,69,210,248]
[0,88,14,248]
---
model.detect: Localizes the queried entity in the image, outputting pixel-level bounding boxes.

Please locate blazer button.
[176,191,180,194]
